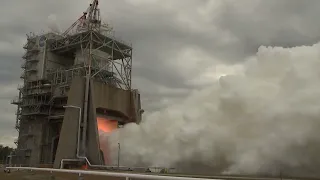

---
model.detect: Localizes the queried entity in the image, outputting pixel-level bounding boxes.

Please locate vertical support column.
[128,50,133,122]
[82,31,93,156]
[65,71,68,83]
[15,91,22,128]
[41,40,47,79]
[111,41,114,76]
[82,75,90,156]
[117,143,120,169]
[129,49,133,89]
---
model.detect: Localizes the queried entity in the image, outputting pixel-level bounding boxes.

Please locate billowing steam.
[47,14,61,34]
[106,43,320,177]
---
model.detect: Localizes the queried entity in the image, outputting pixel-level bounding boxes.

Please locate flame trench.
[97,117,118,165]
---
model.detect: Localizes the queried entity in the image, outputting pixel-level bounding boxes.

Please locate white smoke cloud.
[106,42,320,177]
[47,14,61,34]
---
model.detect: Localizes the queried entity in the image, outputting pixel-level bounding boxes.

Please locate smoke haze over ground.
[104,43,320,176]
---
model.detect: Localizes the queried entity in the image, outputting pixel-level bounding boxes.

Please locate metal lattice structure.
[47,30,133,90]
[10,0,137,166]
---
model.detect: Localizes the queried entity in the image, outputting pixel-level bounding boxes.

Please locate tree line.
[0,145,15,163]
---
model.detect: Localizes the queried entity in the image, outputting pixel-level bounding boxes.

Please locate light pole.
[117,143,120,169]
[63,105,82,157]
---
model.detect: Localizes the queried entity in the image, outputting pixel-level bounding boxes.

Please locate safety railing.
[6,167,220,180]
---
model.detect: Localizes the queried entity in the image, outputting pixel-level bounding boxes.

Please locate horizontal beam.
[6,167,221,180]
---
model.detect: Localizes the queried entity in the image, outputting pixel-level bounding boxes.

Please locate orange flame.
[97,117,118,164]
[97,117,118,133]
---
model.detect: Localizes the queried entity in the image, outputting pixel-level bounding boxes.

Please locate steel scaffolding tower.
[10,0,142,167]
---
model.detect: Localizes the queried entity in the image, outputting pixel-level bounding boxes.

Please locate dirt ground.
[0,169,125,180]
[3,168,319,180]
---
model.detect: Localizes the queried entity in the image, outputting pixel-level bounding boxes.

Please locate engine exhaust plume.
[106,43,320,177]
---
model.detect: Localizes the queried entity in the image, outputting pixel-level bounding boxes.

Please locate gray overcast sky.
[1,0,320,146]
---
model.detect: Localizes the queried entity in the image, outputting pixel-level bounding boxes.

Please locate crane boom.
[62,14,86,36]
[62,0,101,36]
[87,0,101,30]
